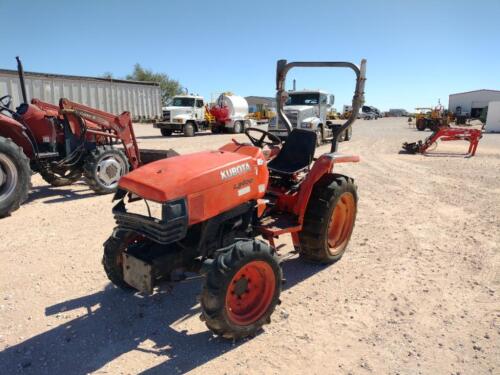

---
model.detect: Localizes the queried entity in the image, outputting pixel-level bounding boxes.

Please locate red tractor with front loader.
[0,57,171,217]
[102,59,366,339]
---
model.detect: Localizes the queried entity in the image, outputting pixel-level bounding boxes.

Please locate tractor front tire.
[184,122,195,137]
[299,174,357,263]
[83,146,129,195]
[160,128,172,137]
[102,230,142,290]
[40,166,82,187]
[201,239,282,340]
[0,137,31,218]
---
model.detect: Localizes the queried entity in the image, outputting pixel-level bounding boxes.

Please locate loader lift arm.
[58,98,141,168]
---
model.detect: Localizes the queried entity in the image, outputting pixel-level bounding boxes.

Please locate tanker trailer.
[209,94,251,134]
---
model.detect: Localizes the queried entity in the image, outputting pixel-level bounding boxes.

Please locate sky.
[1,0,499,111]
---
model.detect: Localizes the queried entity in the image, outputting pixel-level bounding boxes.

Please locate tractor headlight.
[301,121,313,129]
[175,118,184,123]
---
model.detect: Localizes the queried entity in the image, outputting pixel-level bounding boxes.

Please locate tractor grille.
[162,110,171,122]
[112,200,187,244]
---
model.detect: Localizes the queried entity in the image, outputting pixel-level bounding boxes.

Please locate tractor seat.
[267,129,317,175]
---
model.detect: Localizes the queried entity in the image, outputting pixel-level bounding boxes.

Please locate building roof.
[245,96,275,101]
[0,68,160,87]
[449,89,500,96]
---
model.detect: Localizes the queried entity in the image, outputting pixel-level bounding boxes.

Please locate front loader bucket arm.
[58,99,141,169]
[276,59,367,152]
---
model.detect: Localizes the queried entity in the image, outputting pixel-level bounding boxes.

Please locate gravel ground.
[0,118,498,374]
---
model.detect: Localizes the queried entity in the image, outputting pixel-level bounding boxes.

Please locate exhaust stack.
[16,56,28,104]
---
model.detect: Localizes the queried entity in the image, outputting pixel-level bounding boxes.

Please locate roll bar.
[275,59,367,152]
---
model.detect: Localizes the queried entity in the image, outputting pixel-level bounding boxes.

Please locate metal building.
[245,96,276,113]
[0,69,162,120]
[448,89,500,118]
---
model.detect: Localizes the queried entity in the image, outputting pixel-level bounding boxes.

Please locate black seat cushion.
[268,129,317,174]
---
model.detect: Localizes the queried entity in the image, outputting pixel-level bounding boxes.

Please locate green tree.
[126,64,184,103]
[101,72,114,79]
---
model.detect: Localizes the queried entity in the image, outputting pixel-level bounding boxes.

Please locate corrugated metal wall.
[0,70,162,120]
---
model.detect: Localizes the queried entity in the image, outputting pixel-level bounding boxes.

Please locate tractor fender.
[293,153,360,222]
[0,113,34,158]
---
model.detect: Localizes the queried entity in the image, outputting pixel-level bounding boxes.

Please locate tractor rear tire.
[299,174,357,264]
[160,128,172,136]
[83,146,129,195]
[184,122,195,137]
[200,239,282,339]
[102,230,141,290]
[0,137,31,218]
[416,118,426,131]
[40,166,82,187]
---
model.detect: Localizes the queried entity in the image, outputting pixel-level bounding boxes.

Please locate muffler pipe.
[16,56,28,104]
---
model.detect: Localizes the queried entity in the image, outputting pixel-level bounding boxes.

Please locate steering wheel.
[244,127,282,148]
[0,95,12,113]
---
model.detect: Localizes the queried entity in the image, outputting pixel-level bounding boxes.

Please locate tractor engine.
[16,103,59,153]
[110,144,269,292]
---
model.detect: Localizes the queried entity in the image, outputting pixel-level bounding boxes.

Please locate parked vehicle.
[209,94,251,134]
[0,57,172,217]
[268,90,351,144]
[101,57,366,340]
[154,95,210,137]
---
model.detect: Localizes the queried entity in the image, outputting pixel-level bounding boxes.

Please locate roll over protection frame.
[275,59,367,152]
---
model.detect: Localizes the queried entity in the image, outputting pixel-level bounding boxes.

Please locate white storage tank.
[217,94,249,117]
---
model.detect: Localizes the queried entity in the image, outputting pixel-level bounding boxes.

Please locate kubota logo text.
[220,163,251,181]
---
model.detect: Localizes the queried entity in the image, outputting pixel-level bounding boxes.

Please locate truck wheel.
[416,118,426,131]
[160,129,172,136]
[103,230,145,290]
[0,137,31,218]
[83,146,129,194]
[201,239,282,339]
[315,129,323,146]
[299,174,357,263]
[344,127,352,141]
[233,121,243,134]
[184,122,195,137]
[40,166,82,187]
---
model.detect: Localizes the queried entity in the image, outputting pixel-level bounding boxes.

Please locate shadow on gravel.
[0,255,329,375]
[26,183,96,204]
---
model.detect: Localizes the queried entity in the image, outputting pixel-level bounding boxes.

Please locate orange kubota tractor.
[0,57,172,217]
[102,59,366,339]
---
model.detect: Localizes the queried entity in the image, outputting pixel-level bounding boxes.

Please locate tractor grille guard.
[112,199,188,244]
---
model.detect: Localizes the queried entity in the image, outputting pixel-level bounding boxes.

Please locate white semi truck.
[268,89,351,144]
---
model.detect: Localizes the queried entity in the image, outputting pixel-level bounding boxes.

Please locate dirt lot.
[0,118,498,374]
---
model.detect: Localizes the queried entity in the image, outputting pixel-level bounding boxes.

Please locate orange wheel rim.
[327,192,356,255]
[225,260,276,326]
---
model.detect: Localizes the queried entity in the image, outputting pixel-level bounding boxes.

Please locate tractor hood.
[118,150,257,203]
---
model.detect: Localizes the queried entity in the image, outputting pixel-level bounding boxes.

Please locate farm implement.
[402,126,482,157]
